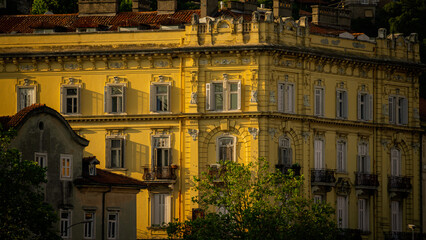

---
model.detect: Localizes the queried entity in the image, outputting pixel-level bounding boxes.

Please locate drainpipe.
[102,185,112,240]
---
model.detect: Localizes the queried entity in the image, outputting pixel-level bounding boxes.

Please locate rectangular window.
[206,81,241,111]
[17,86,36,111]
[35,152,47,168]
[391,148,401,176]
[107,212,118,239]
[279,138,292,167]
[358,92,373,121]
[337,196,348,229]
[104,85,126,114]
[314,87,324,116]
[60,155,72,180]
[150,84,171,112]
[336,90,348,119]
[151,194,171,227]
[217,136,236,163]
[358,199,369,232]
[314,195,323,204]
[336,141,346,173]
[278,83,295,113]
[389,96,408,125]
[84,212,95,239]
[106,138,125,169]
[61,86,80,114]
[391,201,402,232]
[358,143,370,173]
[314,139,324,169]
[60,210,71,238]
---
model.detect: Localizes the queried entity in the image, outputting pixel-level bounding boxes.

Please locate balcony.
[143,166,177,182]
[311,169,336,186]
[275,164,301,176]
[355,172,379,189]
[388,176,411,193]
[384,232,425,240]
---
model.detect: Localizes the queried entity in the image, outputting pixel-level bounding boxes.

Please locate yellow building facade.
[0,8,424,239]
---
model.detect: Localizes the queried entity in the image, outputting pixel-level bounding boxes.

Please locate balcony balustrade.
[311,169,336,186]
[355,172,379,189]
[143,166,177,181]
[388,176,411,192]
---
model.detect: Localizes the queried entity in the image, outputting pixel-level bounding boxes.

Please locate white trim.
[216,134,237,163]
[60,84,81,115]
[336,140,346,173]
[358,199,369,232]
[337,196,348,229]
[83,212,95,239]
[60,154,72,180]
[278,82,295,114]
[60,209,72,239]
[206,80,242,112]
[106,136,125,169]
[151,193,172,227]
[35,152,47,168]
[16,85,37,111]
[104,84,126,114]
[314,86,324,116]
[107,211,119,239]
[314,139,324,169]
[150,82,171,113]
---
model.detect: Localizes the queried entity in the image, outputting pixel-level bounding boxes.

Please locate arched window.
[278,137,292,167]
[217,135,237,163]
[390,148,401,176]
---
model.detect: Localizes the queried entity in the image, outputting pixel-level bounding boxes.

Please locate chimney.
[311,5,351,30]
[273,0,292,18]
[78,0,119,16]
[157,0,177,15]
[201,0,218,18]
[132,0,150,12]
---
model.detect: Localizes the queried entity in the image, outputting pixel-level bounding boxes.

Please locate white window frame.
[277,82,295,113]
[60,209,72,238]
[278,137,292,167]
[336,140,347,173]
[314,139,324,169]
[389,95,408,125]
[391,201,402,232]
[151,193,171,227]
[104,84,126,114]
[357,92,373,121]
[106,137,125,169]
[107,211,119,239]
[314,194,323,203]
[17,85,37,111]
[336,89,348,119]
[314,87,325,116]
[390,148,401,176]
[60,85,81,115]
[337,196,348,229]
[358,199,369,232]
[206,80,242,111]
[35,152,47,168]
[151,135,171,168]
[84,212,95,239]
[150,83,171,113]
[358,143,370,173]
[60,154,72,180]
[216,135,237,163]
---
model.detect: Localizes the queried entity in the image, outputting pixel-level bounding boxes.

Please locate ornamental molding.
[188,129,199,141]
[248,127,259,140]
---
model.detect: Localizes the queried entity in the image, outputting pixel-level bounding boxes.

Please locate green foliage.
[0,126,59,240]
[31,0,78,14]
[119,0,132,12]
[167,159,337,240]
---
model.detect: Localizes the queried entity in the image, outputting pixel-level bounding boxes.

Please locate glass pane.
[215,93,223,110]
[111,140,121,148]
[66,98,73,113]
[214,84,223,92]
[111,86,122,95]
[112,96,118,112]
[230,93,238,110]
[164,149,169,166]
[157,149,163,167]
[73,98,77,113]
[230,83,237,91]
[66,88,77,96]
[157,85,167,94]
[109,214,116,220]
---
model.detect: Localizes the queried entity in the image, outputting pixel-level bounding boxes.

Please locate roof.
[309,22,349,35]
[420,98,426,122]
[0,10,200,33]
[74,167,146,189]
[0,104,89,146]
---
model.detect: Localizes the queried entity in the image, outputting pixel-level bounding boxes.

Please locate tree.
[0,126,59,240]
[31,0,78,14]
[167,159,338,240]
[119,0,132,12]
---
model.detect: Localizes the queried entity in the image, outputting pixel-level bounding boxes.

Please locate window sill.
[62,113,82,116]
[104,112,127,115]
[150,111,172,114]
[208,110,242,113]
[105,168,128,171]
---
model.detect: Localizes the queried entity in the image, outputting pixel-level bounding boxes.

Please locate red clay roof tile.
[75,168,146,188]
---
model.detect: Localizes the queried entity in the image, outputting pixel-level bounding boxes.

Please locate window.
[391,148,401,176]
[84,212,95,239]
[60,210,71,238]
[337,196,348,229]
[151,193,171,227]
[389,96,408,125]
[278,137,292,167]
[314,139,324,169]
[278,82,295,113]
[0,0,6,8]
[17,86,36,111]
[358,199,369,232]
[61,86,80,114]
[314,195,323,203]
[206,81,241,111]
[314,87,324,116]
[217,135,237,163]
[150,84,171,112]
[60,154,72,180]
[358,143,370,173]
[107,212,119,239]
[104,85,126,114]
[152,136,171,169]
[361,0,368,4]
[357,92,373,121]
[391,201,402,232]
[336,140,346,173]
[106,138,125,169]
[336,90,348,119]
[35,153,47,168]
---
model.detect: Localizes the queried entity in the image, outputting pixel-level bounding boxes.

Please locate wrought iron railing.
[388,176,411,191]
[355,172,379,187]
[311,169,336,184]
[143,166,176,181]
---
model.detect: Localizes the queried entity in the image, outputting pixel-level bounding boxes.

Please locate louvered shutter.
[166,84,171,112]
[368,94,373,121]
[77,87,81,114]
[121,138,125,168]
[321,89,325,115]
[288,147,293,166]
[104,86,111,113]
[366,155,371,173]
[343,91,348,118]
[165,194,171,224]
[278,84,284,112]
[206,83,213,110]
[389,97,395,123]
[315,88,321,115]
[122,85,126,113]
[358,199,365,231]
[357,93,361,120]
[402,98,408,124]
[105,138,111,168]
[60,86,66,114]
[237,81,242,110]
[150,85,156,112]
[336,91,340,117]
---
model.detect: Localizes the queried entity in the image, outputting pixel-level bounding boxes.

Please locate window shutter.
[336,91,340,117]
[150,84,156,112]
[104,86,111,113]
[122,86,127,113]
[389,97,395,123]
[366,155,371,173]
[16,87,21,111]
[237,81,242,110]
[402,98,408,124]
[166,84,171,112]
[152,195,159,225]
[343,91,348,118]
[358,199,365,231]
[315,88,320,115]
[321,89,325,116]
[60,86,66,114]
[288,147,293,166]
[77,87,81,114]
[206,83,212,110]
[167,148,172,165]
[32,86,37,105]
[105,138,111,168]
[278,84,284,112]
[287,84,294,113]
[165,194,171,224]
[368,94,373,121]
[357,155,361,172]
[121,138,125,168]
[357,93,361,120]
